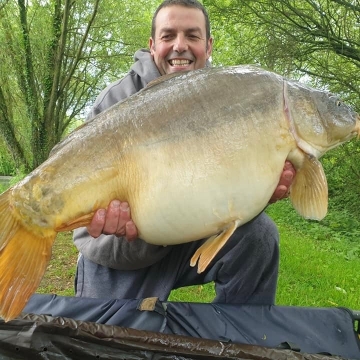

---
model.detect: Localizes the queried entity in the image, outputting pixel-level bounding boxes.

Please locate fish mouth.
[354,115,360,139]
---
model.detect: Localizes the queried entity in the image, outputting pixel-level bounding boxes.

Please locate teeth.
[169,59,191,66]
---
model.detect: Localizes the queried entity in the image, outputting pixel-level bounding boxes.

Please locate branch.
[245,0,360,65]
[59,0,100,94]
[331,0,360,12]
[0,85,30,170]
[17,0,41,152]
[42,0,69,151]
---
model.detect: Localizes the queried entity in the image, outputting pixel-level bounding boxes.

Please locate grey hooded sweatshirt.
[73,49,173,270]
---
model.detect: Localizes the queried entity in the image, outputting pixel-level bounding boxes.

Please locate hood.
[132,49,161,84]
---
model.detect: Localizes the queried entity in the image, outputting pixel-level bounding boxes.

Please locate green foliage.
[9,165,27,184]
[0,147,15,176]
[321,140,360,217]
[0,0,158,171]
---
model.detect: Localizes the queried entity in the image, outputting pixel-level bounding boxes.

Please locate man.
[74,0,295,303]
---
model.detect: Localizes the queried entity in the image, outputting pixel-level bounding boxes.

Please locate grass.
[270,200,360,310]
[38,232,78,296]
[275,222,360,308]
[37,200,360,311]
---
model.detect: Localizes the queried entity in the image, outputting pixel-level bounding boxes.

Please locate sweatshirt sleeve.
[73,228,172,270]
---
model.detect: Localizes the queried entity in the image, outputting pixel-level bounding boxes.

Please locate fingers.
[87,208,106,238]
[281,161,296,189]
[103,200,129,236]
[269,161,296,203]
[86,200,138,241]
[125,221,138,241]
[283,160,294,172]
[269,185,288,203]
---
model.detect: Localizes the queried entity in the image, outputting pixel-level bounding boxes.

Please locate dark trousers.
[75,212,279,305]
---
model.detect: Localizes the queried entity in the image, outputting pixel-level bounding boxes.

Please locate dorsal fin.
[146,71,190,90]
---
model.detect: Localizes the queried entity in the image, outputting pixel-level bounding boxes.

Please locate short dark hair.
[151,0,211,41]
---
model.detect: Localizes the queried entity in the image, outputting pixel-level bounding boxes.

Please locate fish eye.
[329,95,343,108]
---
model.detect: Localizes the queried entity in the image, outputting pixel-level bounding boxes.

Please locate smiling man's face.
[149,5,213,75]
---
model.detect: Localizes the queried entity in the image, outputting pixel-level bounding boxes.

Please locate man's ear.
[149,37,155,55]
[206,37,213,59]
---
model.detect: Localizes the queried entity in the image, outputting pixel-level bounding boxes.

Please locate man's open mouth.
[169,59,192,66]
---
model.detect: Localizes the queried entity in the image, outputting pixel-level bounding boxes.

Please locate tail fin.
[0,190,56,321]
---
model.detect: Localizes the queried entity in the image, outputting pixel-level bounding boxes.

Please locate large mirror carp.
[0,65,359,321]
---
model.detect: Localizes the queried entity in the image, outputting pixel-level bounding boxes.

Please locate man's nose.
[173,34,188,53]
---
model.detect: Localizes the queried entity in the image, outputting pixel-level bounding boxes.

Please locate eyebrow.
[159,26,203,35]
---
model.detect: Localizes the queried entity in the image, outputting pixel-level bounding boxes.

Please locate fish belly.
[128,132,292,245]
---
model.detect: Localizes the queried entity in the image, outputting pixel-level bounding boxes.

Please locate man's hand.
[87,200,138,241]
[269,161,296,203]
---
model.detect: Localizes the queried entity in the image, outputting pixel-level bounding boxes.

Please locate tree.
[0,0,156,172]
[206,0,360,109]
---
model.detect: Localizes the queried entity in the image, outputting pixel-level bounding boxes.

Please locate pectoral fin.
[190,220,241,274]
[289,154,328,220]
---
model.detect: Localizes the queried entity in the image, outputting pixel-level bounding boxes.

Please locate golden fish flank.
[0,65,359,322]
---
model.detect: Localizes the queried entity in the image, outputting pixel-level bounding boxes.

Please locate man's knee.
[211,212,279,304]
[251,212,279,244]
[235,212,278,241]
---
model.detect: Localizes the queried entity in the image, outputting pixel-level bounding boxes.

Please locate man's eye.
[188,34,200,40]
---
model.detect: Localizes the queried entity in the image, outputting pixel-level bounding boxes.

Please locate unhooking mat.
[0,294,358,359]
